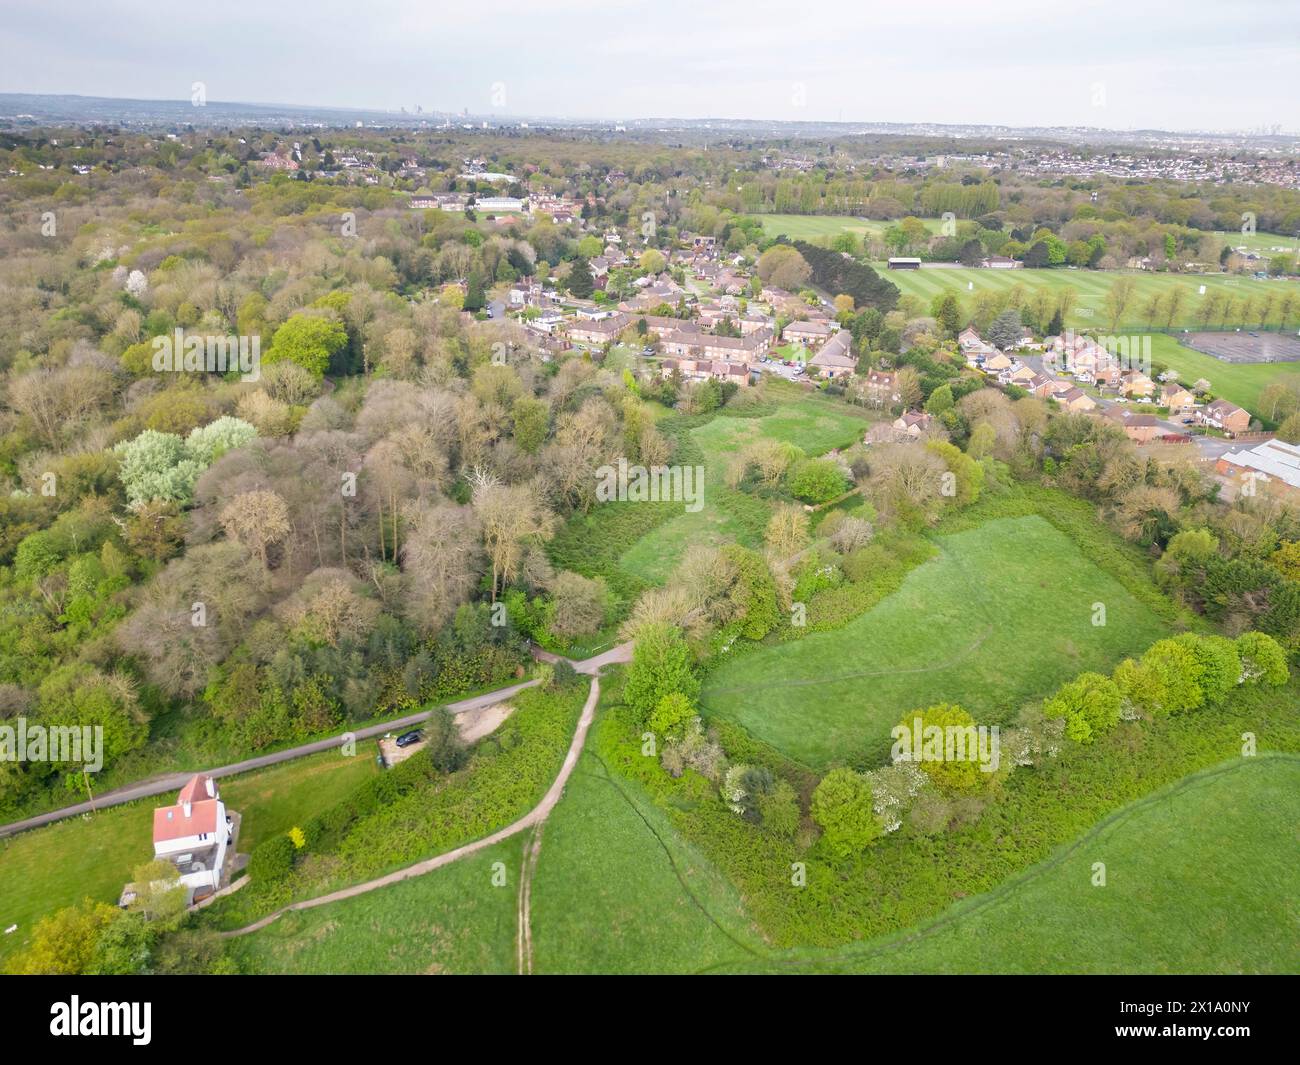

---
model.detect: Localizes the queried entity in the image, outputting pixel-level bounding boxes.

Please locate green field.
[701,514,1171,767]
[1143,332,1300,417]
[228,838,522,974]
[754,214,947,243]
[808,754,1300,974]
[1213,229,1298,258]
[618,505,757,584]
[530,748,767,974]
[879,263,1291,331]
[618,396,869,582]
[223,739,1300,975]
[0,746,379,966]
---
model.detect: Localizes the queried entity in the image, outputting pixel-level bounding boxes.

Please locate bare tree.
[472,480,557,600]
[400,500,483,633]
[220,489,291,573]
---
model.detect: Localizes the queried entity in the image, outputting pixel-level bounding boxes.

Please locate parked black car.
[395,728,424,748]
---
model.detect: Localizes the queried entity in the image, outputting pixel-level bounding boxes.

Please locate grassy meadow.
[701,514,1172,767]
[804,754,1300,974]
[227,837,522,974]
[529,749,767,974]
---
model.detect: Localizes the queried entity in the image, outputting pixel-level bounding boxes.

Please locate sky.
[1,0,1296,132]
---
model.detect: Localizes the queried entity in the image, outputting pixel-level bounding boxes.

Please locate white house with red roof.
[152,774,231,900]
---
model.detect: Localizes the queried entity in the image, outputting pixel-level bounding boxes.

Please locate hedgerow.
[595,651,1300,948]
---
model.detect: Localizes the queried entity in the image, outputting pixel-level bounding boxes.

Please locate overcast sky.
[1,0,1296,131]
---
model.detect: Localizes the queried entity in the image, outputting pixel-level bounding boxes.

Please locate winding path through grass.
[220,643,634,939]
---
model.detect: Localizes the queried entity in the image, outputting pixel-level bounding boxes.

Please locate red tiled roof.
[153,798,220,843]
[177,774,215,805]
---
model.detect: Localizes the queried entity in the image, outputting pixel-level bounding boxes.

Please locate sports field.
[754,214,947,243]
[878,263,1291,331]
[701,514,1171,766]
[1142,332,1300,417]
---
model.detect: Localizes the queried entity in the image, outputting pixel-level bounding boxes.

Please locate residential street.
[1018,353,1237,460]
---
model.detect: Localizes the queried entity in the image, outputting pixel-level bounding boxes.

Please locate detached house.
[1120,370,1156,399]
[1103,408,1163,443]
[1198,399,1251,436]
[152,774,233,903]
[1056,387,1098,413]
[1160,383,1197,415]
[864,369,901,408]
[808,330,856,380]
[892,410,934,437]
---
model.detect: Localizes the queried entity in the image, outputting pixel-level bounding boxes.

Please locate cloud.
[0,0,1294,130]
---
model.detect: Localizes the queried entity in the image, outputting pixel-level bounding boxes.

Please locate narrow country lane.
[0,643,632,840]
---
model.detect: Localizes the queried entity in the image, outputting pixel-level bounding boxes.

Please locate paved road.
[221,672,605,938]
[0,643,632,840]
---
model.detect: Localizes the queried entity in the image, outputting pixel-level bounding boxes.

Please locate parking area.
[758,358,808,381]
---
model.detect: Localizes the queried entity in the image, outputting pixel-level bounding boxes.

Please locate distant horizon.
[2,0,1296,134]
[0,90,1292,141]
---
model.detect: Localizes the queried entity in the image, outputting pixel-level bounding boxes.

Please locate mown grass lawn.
[0,746,378,966]
[880,264,1286,331]
[753,214,947,243]
[802,754,1300,974]
[227,837,522,974]
[701,514,1171,767]
[529,749,765,974]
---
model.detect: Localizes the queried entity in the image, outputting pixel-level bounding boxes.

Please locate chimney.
[182,801,191,818]
[205,777,215,798]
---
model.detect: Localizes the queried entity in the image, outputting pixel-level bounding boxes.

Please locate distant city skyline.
[1,0,1296,133]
